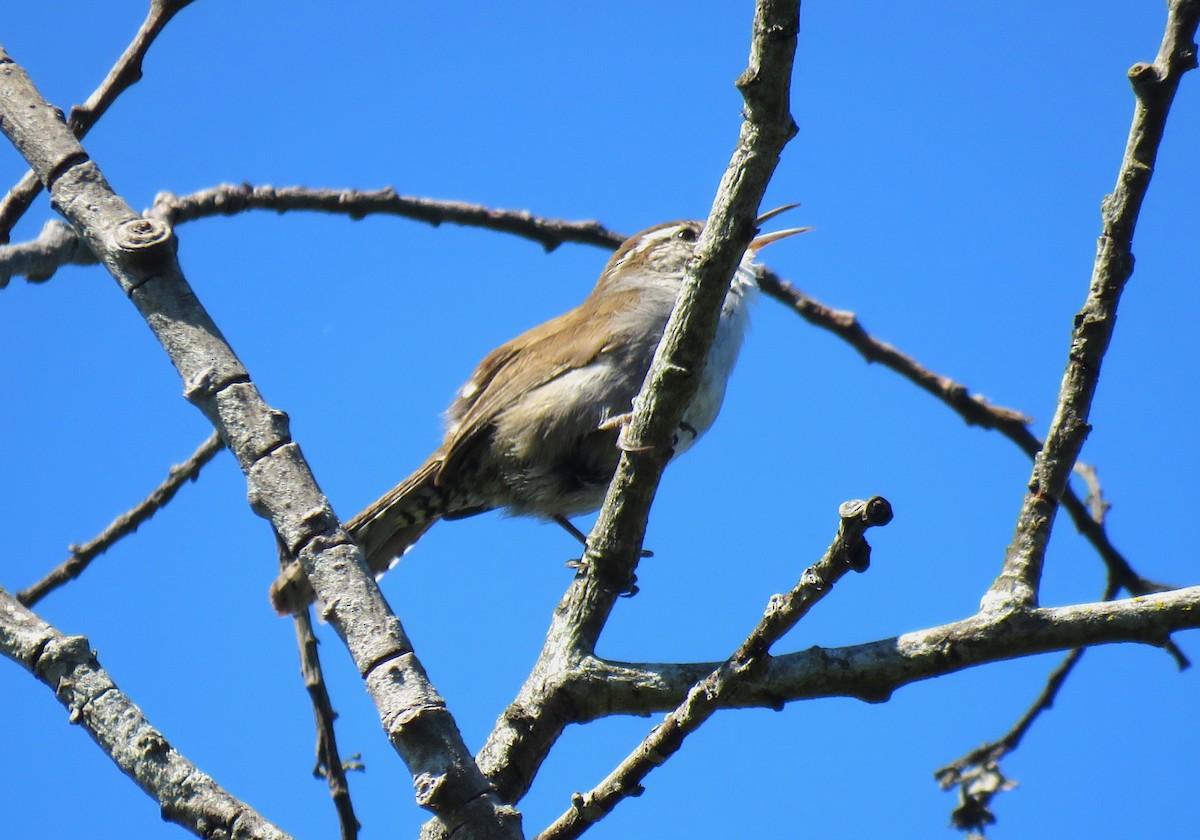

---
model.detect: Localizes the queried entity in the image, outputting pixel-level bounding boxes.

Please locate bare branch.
[983,0,1200,611]
[570,585,1200,717]
[294,608,363,838]
[274,538,362,840]
[935,645,1087,832]
[537,497,891,840]
[17,431,224,606]
[0,588,291,840]
[474,0,801,809]
[756,269,1032,430]
[0,48,520,840]
[0,219,96,285]
[150,183,622,252]
[0,0,197,241]
[1,185,619,285]
[935,579,1129,833]
[758,269,1163,598]
[1072,462,1111,524]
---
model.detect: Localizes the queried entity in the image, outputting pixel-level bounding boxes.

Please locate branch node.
[112,216,174,255]
[1127,61,1161,89]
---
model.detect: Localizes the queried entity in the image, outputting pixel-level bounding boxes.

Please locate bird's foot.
[599,412,654,453]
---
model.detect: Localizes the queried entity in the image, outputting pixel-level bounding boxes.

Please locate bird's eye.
[674,227,698,242]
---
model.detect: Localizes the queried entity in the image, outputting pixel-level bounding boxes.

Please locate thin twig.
[150,183,623,252]
[758,270,1165,598]
[276,540,361,840]
[940,646,1088,777]
[17,431,224,606]
[536,497,891,840]
[756,270,1032,430]
[1072,462,1112,524]
[932,600,1100,834]
[0,219,96,286]
[0,0,197,242]
[982,0,1200,611]
[933,577,1127,832]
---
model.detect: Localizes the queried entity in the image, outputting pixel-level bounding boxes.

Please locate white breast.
[674,263,757,458]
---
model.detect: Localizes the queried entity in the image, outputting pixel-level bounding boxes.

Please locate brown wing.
[437,291,638,481]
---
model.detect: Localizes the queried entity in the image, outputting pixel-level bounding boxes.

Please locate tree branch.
[982,0,1200,611]
[757,269,1166,599]
[0,588,291,839]
[756,269,1033,430]
[473,0,801,809]
[536,497,890,840]
[151,183,622,252]
[567,584,1200,716]
[17,431,224,606]
[0,218,97,285]
[0,0,197,242]
[0,47,519,840]
[934,642,1089,833]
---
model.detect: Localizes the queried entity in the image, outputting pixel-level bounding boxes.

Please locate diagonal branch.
[0,0,197,242]
[0,588,291,839]
[934,642,1090,833]
[0,47,520,840]
[536,497,890,840]
[292,610,362,839]
[756,269,1032,431]
[17,431,224,606]
[472,0,801,810]
[567,0,800,670]
[982,0,1200,612]
[756,270,1166,599]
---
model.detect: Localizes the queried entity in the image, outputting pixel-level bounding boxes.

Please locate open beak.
[756,203,802,225]
[750,226,811,252]
[751,203,811,252]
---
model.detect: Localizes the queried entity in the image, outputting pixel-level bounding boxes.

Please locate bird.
[270,208,807,613]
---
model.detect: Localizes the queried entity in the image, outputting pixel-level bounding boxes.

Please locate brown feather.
[347,455,445,566]
[437,288,642,481]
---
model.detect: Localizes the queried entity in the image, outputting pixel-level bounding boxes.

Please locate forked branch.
[536,497,890,840]
[0,46,519,840]
[0,0,197,241]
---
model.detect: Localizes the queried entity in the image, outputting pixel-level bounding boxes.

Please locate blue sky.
[2,2,1197,838]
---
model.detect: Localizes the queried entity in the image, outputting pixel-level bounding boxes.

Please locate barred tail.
[268,456,452,614]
